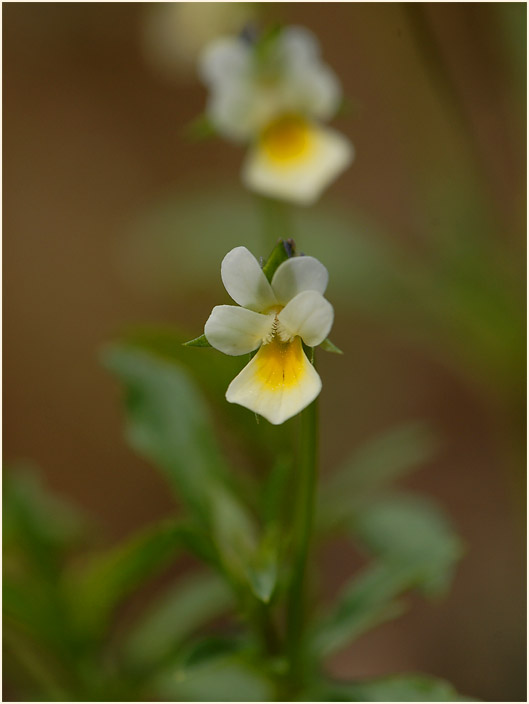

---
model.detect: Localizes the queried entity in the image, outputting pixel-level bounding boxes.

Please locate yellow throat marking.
[260,115,314,165]
[254,336,306,391]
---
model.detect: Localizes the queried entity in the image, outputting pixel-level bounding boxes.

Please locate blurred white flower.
[204,246,334,424]
[199,26,354,204]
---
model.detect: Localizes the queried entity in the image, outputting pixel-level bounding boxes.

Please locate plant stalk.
[285,395,319,690]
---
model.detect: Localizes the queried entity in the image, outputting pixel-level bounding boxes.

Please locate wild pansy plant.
[198,25,354,204]
[4,21,470,704]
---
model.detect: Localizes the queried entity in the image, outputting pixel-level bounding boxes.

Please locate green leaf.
[319,337,343,354]
[102,344,232,523]
[319,422,438,531]
[103,343,269,591]
[310,562,409,657]
[65,518,186,638]
[261,238,295,282]
[182,333,212,348]
[125,571,234,672]
[312,493,463,656]
[4,466,89,573]
[317,673,473,701]
[154,651,273,702]
[353,493,464,597]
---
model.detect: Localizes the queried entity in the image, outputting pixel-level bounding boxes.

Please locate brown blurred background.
[3,2,526,701]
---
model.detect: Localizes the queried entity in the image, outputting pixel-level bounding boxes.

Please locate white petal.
[226,337,321,424]
[279,26,320,65]
[278,291,334,347]
[271,256,329,304]
[204,305,273,356]
[288,64,342,121]
[199,37,249,87]
[221,246,277,312]
[242,124,354,205]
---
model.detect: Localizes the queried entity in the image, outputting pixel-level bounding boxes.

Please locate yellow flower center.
[260,115,313,165]
[254,336,306,390]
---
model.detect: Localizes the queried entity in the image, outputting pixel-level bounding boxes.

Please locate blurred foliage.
[4,330,470,700]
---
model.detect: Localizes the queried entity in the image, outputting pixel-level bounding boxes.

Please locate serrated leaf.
[183,333,212,348]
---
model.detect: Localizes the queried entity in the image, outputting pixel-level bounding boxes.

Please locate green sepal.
[182,114,217,142]
[262,239,296,282]
[320,337,344,354]
[182,333,212,348]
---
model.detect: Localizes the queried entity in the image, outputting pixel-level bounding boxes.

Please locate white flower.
[204,246,334,425]
[199,26,354,205]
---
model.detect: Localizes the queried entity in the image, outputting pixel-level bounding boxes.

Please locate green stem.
[286,396,319,690]
[258,195,293,251]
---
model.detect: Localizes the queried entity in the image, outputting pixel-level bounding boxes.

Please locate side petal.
[221,246,277,312]
[226,337,321,425]
[242,124,354,206]
[271,255,329,304]
[278,290,334,347]
[204,305,273,356]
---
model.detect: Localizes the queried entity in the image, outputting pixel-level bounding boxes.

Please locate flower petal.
[204,305,273,356]
[278,290,334,347]
[221,246,277,312]
[226,337,321,424]
[199,37,249,87]
[242,124,354,206]
[271,255,329,304]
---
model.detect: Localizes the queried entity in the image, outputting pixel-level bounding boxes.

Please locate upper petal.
[205,305,273,356]
[278,290,334,347]
[271,255,329,304]
[199,37,249,87]
[221,246,278,312]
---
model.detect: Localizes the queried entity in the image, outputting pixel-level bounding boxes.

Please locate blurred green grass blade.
[3,626,70,701]
[66,518,186,638]
[317,673,473,701]
[125,571,234,672]
[319,422,438,531]
[353,493,464,597]
[102,343,233,522]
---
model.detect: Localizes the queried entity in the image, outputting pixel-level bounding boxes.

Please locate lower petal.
[242,123,354,205]
[225,337,321,425]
